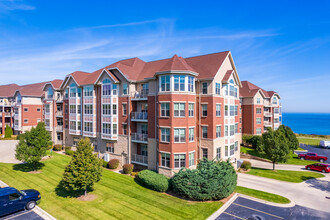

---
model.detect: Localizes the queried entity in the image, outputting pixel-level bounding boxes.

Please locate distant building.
[240,81,282,135]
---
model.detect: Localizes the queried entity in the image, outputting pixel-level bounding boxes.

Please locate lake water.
[282,113,330,135]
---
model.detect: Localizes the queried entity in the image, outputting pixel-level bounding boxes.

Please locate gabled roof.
[18,81,49,97]
[240,81,279,98]
[43,79,63,91]
[0,84,20,98]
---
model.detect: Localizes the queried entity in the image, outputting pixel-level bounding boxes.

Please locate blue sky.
[0,0,330,113]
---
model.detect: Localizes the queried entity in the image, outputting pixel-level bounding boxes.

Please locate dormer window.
[202,82,208,94]
[47,87,53,99]
[272,97,277,104]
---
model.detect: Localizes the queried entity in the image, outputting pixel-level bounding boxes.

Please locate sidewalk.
[244,158,306,171]
[0,179,56,220]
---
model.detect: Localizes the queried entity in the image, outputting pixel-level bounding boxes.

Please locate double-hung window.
[113,124,117,135]
[202,104,207,117]
[188,76,194,92]
[161,128,170,142]
[230,125,235,136]
[188,103,194,117]
[161,75,170,91]
[103,104,111,115]
[215,83,221,95]
[69,105,76,114]
[230,144,235,156]
[189,152,194,166]
[216,104,221,116]
[225,125,228,136]
[216,147,221,160]
[189,127,194,142]
[84,104,93,115]
[257,98,261,104]
[112,104,117,115]
[202,82,208,94]
[106,143,114,153]
[230,85,235,97]
[102,81,111,96]
[102,123,111,134]
[256,128,262,134]
[235,141,238,152]
[174,75,185,91]
[122,124,127,135]
[225,105,228,116]
[84,122,93,132]
[216,125,221,138]
[256,118,262,124]
[174,128,185,143]
[122,83,128,95]
[160,103,170,117]
[202,126,208,138]
[84,86,93,97]
[174,103,185,117]
[230,106,235,116]
[70,121,76,130]
[174,154,186,168]
[161,153,170,167]
[256,108,262,114]
[235,123,238,133]
[224,84,228,96]
[122,104,127,116]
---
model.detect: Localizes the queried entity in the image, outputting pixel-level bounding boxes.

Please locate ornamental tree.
[5,125,13,138]
[62,138,103,196]
[15,122,52,170]
[261,128,290,170]
[172,159,237,201]
[278,125,299,153]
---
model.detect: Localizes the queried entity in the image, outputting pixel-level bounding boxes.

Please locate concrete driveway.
[0,140,20,163]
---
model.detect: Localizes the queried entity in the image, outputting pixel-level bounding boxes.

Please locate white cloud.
[0,0,35,11]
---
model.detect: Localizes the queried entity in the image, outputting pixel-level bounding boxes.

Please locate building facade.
[240,81,282,135]
[0,51,245,176]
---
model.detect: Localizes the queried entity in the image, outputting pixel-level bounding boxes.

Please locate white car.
[320,140,330,149]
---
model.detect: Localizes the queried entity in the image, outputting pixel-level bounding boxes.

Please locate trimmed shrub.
[123,164,134,174]
[131,172,138,177]
[102,160,108,168]
[243,135,262,149]
[172,159,237,201]
[64,146,71,151]
[53,145,63,151]
[137,170,170,192]
[65,149,74,156]
[108,159,119,169]
[240,160,251,170]
[4,125,13,138]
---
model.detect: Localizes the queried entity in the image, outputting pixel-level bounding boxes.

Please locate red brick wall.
[21,104,43,127]
[118,96,129,135]
[242,104,254,134]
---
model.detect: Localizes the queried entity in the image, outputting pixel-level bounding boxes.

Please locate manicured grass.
[235,186,290,204]
[297,137,329,146]
[246,167,325,183]
[0,153,221,220]
[240,146,314,166]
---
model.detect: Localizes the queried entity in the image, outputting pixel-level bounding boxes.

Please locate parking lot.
[216,196,330,220]
[299,144,330,162]
[0,210,44,220]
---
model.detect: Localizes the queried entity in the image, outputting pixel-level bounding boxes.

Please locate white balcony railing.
[131,112,148,121]
[56,125,63,132]
[132,89,148,100]
[4,112,11,117]
[56,111,63,117]
[131,154,148,165]
[131,133,148,143]
[264,121,272,127]
[264,112,272,117]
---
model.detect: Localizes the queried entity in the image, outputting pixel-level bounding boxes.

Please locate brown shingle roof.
[19,81,49,97]
[0,84,20,98]
[240,81,278,98]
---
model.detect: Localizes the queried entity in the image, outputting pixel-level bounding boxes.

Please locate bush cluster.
[123,164,134,174]
[240,160,251,170]
[242,135,262,149]
[53,145,63,151]
[136,170,170,192]
[102,160,108,168]
[172,159,237,201]
[65,146,74,156]
[108,159,119,169]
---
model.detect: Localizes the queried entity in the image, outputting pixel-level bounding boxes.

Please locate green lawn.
[246,167,325,183]
[241,146,314,166]
[0,153,221,220]
[297,137,329,146]
[235,186,290,204]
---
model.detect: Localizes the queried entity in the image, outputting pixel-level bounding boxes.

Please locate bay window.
[174,154,186,168]
[161,153,170,168]
[161,128,170,142]
[174,103,185,117]
[160,103,170,117]
[161,75,170,91]
[174,128,185,143]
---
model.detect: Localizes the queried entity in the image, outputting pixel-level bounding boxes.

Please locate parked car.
[0,187,41,217]
[306,163,330,173]
[320,140,330,149]
[298,152,328,162]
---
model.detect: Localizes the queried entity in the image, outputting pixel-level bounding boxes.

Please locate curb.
[237,193,295,208]
[207,193,238,220]
[0,179,56,220]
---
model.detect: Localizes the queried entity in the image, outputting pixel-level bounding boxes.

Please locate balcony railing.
[264,112,272,117]
[131,133,148,143]
[56,111,63,117]
[131,112,148,121]
[264,121,272,127]
[56,125,63,132]
[132,89,148,100]
[4,112,11,117]
[45,126,52,131]
[131,154,148,166]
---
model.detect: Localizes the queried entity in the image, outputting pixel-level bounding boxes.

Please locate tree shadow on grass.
[55,180,89,198]
[13,162,45,172]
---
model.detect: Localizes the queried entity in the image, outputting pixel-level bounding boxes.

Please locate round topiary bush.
[53,145,63,151]
[122,164,134,174]
[240,160,251,170]
[137,170,170,192]
[108,159,119,169]
[172,159,237,201]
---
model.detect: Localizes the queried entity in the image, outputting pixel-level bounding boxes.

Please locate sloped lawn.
[0,153,221,220]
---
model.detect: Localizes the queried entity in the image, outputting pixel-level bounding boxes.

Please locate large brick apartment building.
[240,81,282,135]
[0,51,280,176]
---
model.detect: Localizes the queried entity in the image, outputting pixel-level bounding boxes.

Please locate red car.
[305,163,330,173]
[298,152,328,162]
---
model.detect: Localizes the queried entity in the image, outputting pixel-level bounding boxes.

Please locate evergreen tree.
[278,125,299,153]
[4,125,13,138]
[62,138,103,196]
[15,122,52,170]
[261,128,290,170]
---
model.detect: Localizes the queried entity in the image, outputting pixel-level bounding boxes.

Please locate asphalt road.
[299,144,330,162]
[0,209,44,220]
[217,196,330,220]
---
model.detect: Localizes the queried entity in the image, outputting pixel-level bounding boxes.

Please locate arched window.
[102,78,111,84]
[229,79,235,84]
[272,97,277,104]
[102,78,111,96]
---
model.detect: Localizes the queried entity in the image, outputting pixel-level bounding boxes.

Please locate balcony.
[45,126,52,131]
[264,112,272,117]
[56,125,63,132]
[131,133,148,143]
[131,154,148,166]
[132,89,148,100]
[131,112,148,122]
[4,112,11,117]
[264,121,272,127]
[56,95,63,103]
[56,111,63,117]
